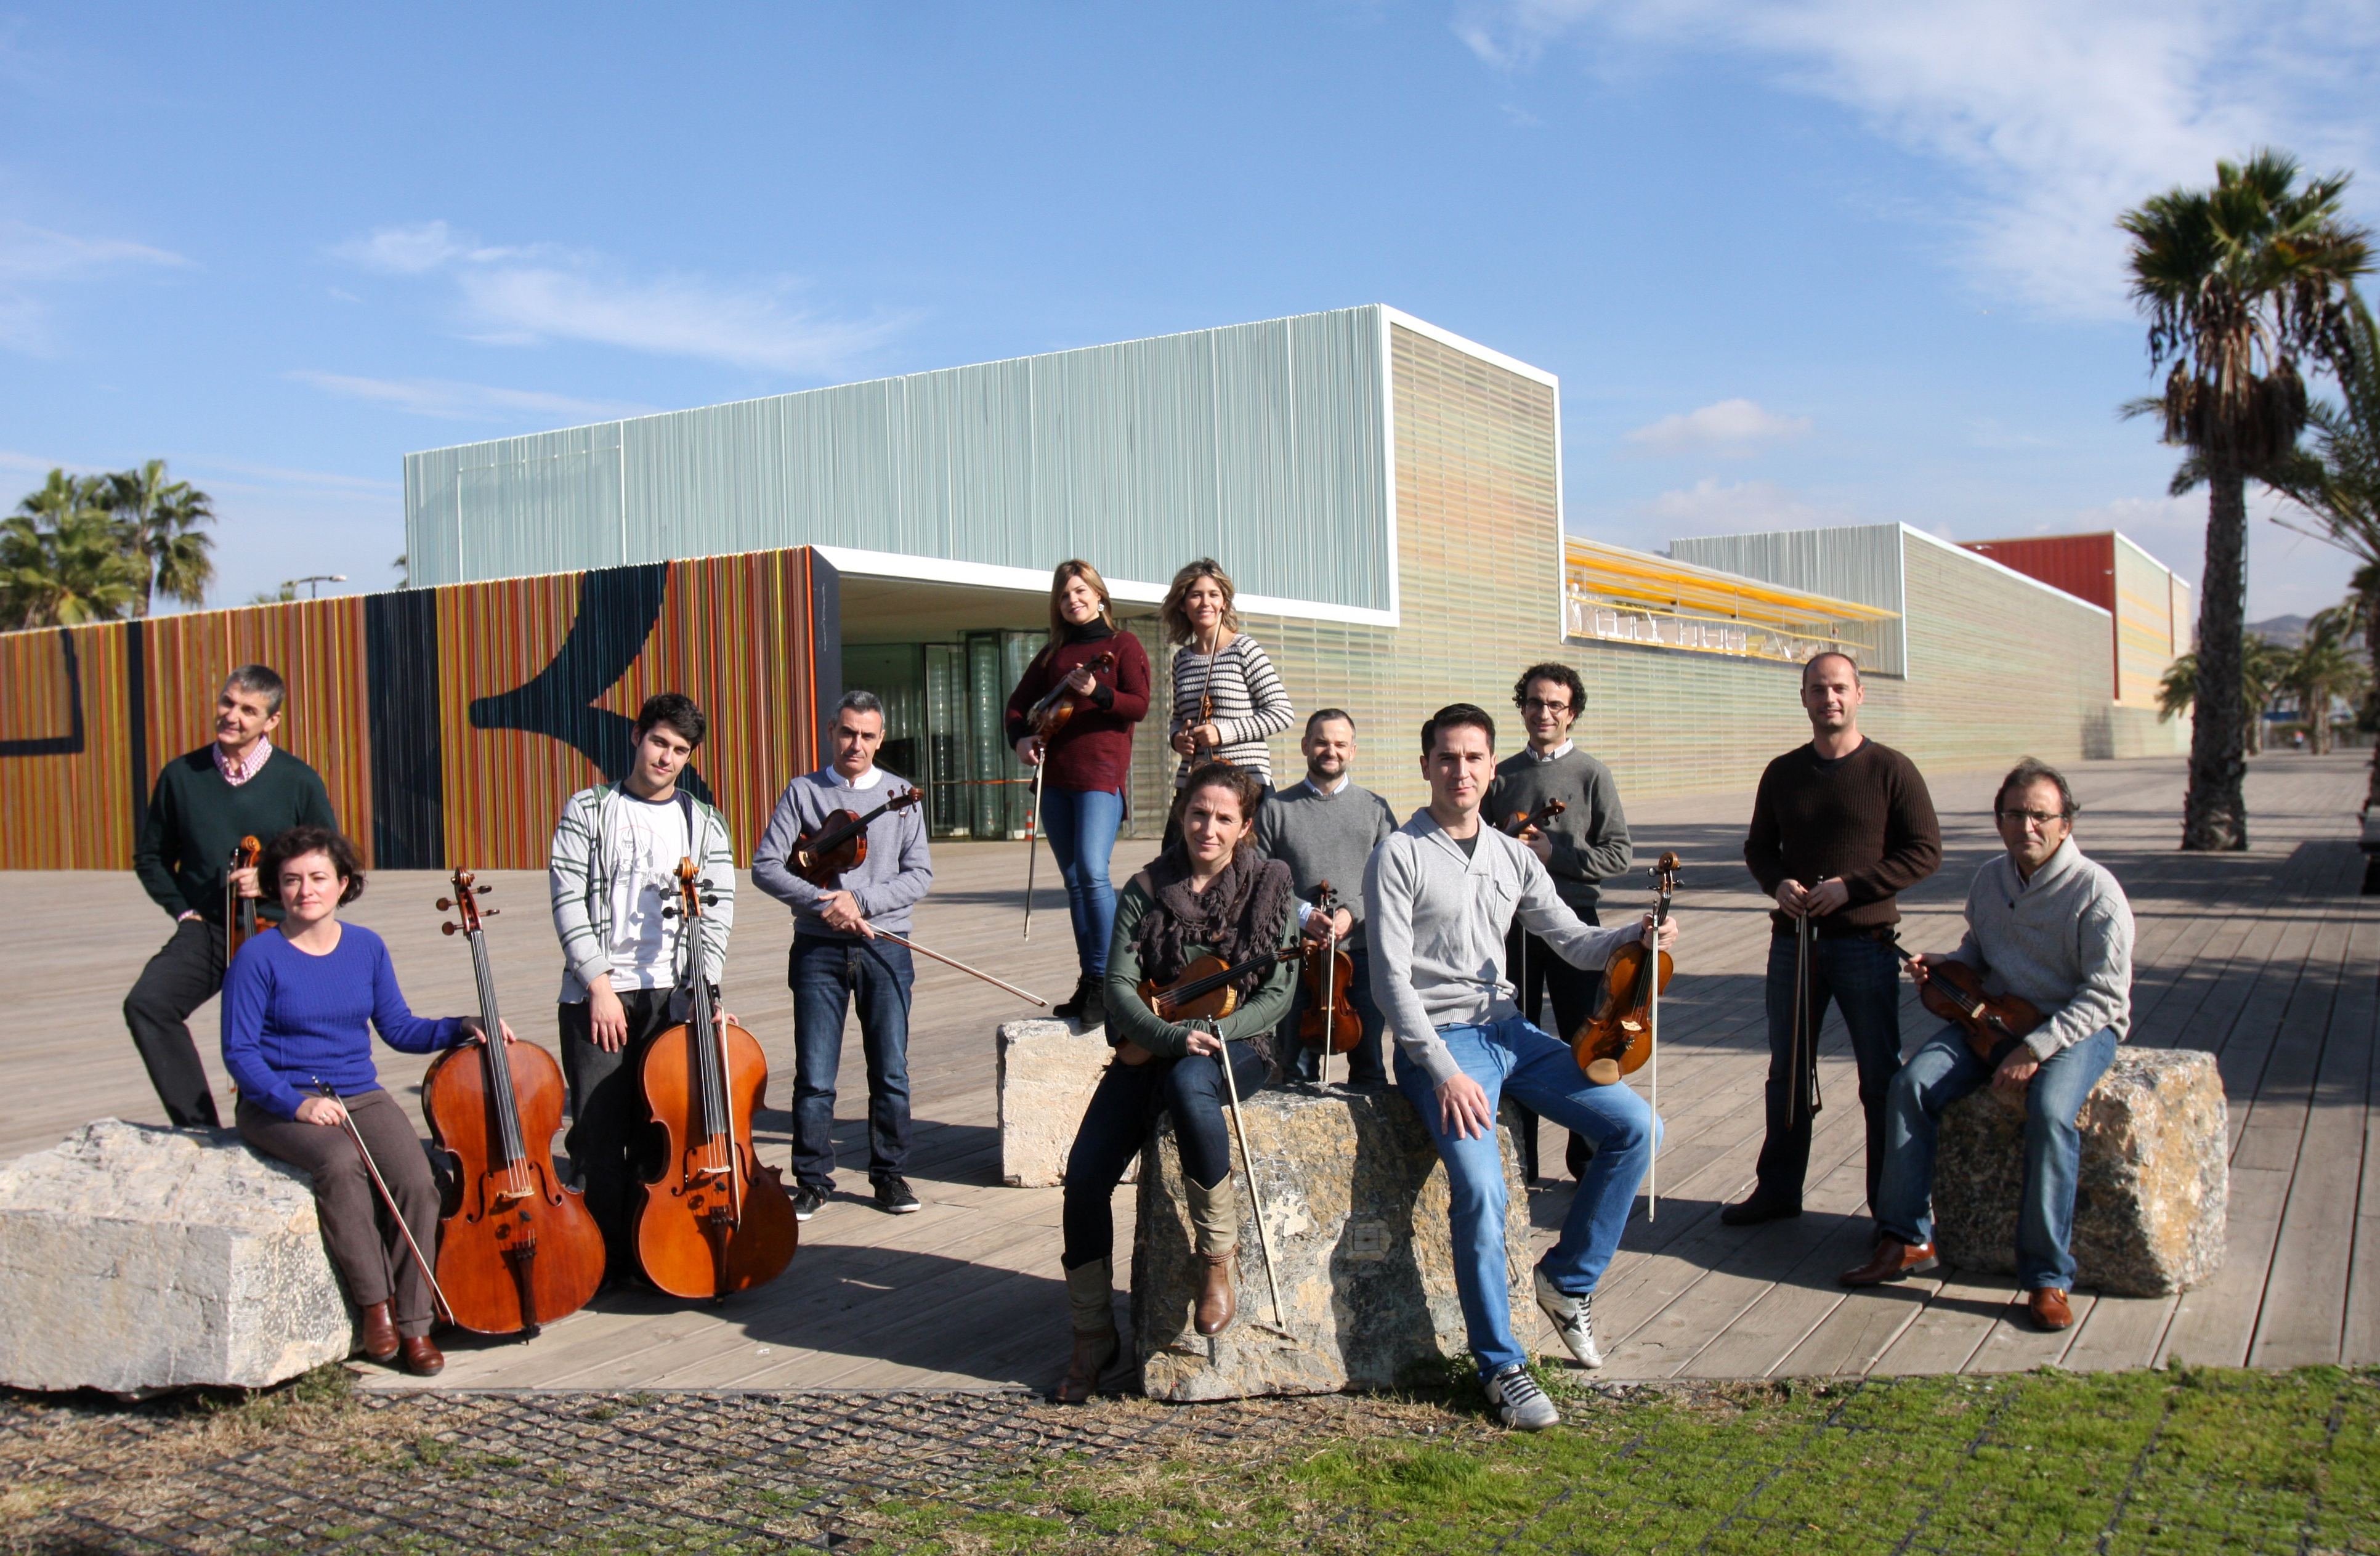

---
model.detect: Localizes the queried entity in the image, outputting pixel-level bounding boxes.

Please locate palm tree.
[0,471,139,628]
[2280,608,2370,753]
[2159,634,2291,754]
[100,458,214,616]
[2121,149,2373,849]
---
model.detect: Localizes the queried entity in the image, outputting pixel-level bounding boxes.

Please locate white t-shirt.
[605,792,691,990]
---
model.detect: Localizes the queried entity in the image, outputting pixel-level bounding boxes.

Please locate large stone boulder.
[1933,1047,2226,1296]
[0,1120,354,1392]
[1131,1086,1531,1401]
[997,1018,1132,1188]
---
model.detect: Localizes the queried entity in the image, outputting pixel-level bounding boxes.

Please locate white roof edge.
[1902,525,2113,620]
[814,546,1400,629]
[1380,307,1560,388]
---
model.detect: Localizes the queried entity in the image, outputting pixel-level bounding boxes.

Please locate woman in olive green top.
[1055,762,1298,1401]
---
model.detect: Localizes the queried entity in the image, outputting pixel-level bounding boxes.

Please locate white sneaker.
[1486,1363,1559,1430]
[1534,1268,1603,1368]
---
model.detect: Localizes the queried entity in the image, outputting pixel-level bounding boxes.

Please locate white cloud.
[1624,397,1810,455]
[1640,477,1853,534]
[0,222,190,353]
[330,219,905,374]
[288,371,658,423]
[1452,0,2380,315]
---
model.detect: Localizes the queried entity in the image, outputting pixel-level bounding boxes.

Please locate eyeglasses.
[1520,699,1574,715]
[1995,808,2070,827]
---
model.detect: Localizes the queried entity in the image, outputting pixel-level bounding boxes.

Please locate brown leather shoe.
[1839,1237,1939,1286]
[398,1335,445,1377]
[357,1300,399,1363]
[1193,1250,1237,1336]
[1055,1329,1118,1403]
[2028,1287,2073,1331]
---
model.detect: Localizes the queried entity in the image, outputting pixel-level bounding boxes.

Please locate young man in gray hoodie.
[753,691,934,1220]
[1366,703,1680,1430]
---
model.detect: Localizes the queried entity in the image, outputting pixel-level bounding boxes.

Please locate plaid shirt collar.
[214,736,274,787]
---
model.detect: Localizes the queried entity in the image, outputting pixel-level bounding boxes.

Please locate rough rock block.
[0,1120,353,1392]
[1934,1047,2226,1296]
[1132,1086,1530,1401]
[997,1018,1132,1188]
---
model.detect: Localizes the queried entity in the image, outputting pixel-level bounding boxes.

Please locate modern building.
[1960,532,2196,713]
[0,306,2190,872]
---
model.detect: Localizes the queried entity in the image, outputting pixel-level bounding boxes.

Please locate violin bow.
[1022,758,1045,941]
[1206,1020,1291,1338]
[864,925,1049,1007]
[310,1078,453,1327]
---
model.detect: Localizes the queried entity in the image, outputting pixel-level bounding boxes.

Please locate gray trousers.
[238,1090,442,1337]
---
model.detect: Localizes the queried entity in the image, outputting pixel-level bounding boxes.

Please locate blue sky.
[5,1,2378,618]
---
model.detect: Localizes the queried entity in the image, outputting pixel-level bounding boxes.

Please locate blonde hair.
[1160,557,1239,647]
[1045,559,1116,644]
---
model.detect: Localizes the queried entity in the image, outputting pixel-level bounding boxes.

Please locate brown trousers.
[238,1090,442,1337]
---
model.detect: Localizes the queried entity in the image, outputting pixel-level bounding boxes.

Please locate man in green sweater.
[1484,662,1633,1183]
[125,665,338,1127]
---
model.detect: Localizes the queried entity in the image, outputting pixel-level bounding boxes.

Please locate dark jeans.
[790,934,914,1190]
[557,987,680,1274]
[123,916,227,1127]
[1505,918,1605,1182]
[239,1089,442,1337]
[1755,929,1906,1212]
[1061,1040,1266,1269]
[1278,946,1387,1086]
[1040,785,1123,981]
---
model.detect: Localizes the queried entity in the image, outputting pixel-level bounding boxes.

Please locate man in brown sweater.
[1726,652,1941,1227]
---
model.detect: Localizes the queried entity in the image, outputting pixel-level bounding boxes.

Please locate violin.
[224,834,261,968]
[1571,852,1681,1086]
[1026,649,1116,741]
[420,871,604,1335]
[788,788,925,889]
[634,857,798,1301]
[1119,943,1299,1064]
[1298,881,1360,1058]
[1892,941,2044,1063]
[1500,797,1567,837]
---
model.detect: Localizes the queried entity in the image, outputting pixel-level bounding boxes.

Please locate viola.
[1499,797,1567,837]
[1026,649,1117,740]
[788,788,925,889]
[634,857,798,1301]
[1571,852,1681,1086]
[224,834,262,968]
[1297,880,1360,1058]
[1892,941,2044,1063]
[420,871,605,1335]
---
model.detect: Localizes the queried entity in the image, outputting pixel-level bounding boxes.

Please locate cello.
[788,789,925,888]
[224,835,262,969]
[1571,852,1682,1087]
[635,857,798,1301]
[420,871,604,1335]
[1297,880,1360,1068]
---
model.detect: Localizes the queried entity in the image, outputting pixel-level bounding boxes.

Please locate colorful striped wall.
[0,549,837,872]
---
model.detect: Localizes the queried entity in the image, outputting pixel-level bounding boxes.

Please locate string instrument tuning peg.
[441,922,460,936]
[660,906,680,920]
[702,895,719,907]
[482,908,500,917]
[436,897,453,910]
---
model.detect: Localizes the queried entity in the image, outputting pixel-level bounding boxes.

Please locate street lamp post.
[284,573,348,600]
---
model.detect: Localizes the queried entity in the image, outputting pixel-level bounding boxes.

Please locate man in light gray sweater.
[1366,703,1680,1430]
[1844,758,2134,1334]
[753,691,934,1220]
[1255,708,1399,1085]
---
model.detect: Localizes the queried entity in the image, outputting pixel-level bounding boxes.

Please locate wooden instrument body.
[225,835,262,965]
[1915,957,2044,1063]
[422,868,605,1335]
[633,1013,798,1299]
[422,1037,604,1334]
[1139,952,1245,1024]
[1499,798,1567,837]
[792,790,925,888]
[1297,882,1360,1055]
[1570,851,1682,1085]
[1027,649,1117,741]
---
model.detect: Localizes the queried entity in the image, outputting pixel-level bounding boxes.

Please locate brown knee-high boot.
[1185,1176,1240,1337]
[1058,1258,1119,1403]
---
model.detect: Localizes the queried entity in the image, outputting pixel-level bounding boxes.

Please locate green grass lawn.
[862,1364,2378,1555]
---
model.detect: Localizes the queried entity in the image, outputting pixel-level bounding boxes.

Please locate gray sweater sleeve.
[547,792,612,995]
[750,780,826,910]
[2031,893,2133,1061]
[1554,764,1633,884]
[854,804,933,920]
[1515,849,1632,972]
[1364,835,1462,1087]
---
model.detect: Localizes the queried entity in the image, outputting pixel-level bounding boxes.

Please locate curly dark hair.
[257,825,367,906]
[1170,760,1266,829]
[1511,662,1586,716]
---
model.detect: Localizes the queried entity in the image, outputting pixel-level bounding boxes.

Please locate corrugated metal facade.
[1669,528,1910,676]
[407,307,1393,617]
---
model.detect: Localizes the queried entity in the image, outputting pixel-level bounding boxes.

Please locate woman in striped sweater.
[1162,558,1293,800]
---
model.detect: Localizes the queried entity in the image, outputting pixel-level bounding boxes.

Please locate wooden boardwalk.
[3,752,2372,1391]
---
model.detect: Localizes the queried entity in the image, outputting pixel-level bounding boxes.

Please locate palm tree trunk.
[2185,467,2251,849]
[2366,589,2380,808]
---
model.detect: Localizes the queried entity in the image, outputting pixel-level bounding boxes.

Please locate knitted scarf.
[1131,845,1294,1006]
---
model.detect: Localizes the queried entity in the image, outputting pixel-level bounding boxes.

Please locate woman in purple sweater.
[221,826,509,1376]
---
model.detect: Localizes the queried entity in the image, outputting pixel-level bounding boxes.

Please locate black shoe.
[1078,978,1107,1030]
[791,1185,828,1221]
[1053,976,1093,1021]
[1720,1194,1803,1226]
[873,1175,921,1214]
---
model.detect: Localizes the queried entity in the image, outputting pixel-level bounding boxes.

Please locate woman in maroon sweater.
[1007,561,1151,1026]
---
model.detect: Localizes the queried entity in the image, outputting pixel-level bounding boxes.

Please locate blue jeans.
[1873,1026,2119,1291]
[789,934,915,1190]
[1278,946,1387,1086]
[1394,1016,1661,1379]
[1040,786,1123,979]
[1061,1041,1268,1269]
[1758,931,1906,1212]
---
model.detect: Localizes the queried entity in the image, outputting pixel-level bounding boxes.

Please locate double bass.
[420,872,604,1335]
[635,857,798,1300]
[1571,852,1681,1087]
[1297,880,1360,1062]
[788,790,925,888]
[224,834,262,969]
[1891,940,2044,1063]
